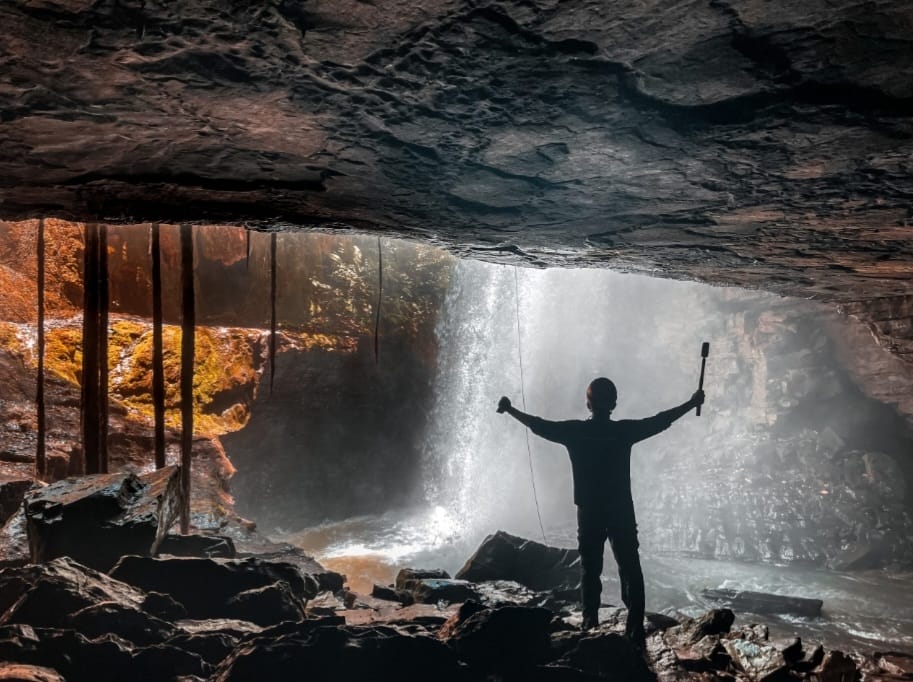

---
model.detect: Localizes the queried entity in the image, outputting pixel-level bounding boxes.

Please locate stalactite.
[151,223,166,469]
[179,223,195,534]
[35,218,46,478]
[269,232,277,394]
[97,223,109,474]
[374,237,383,364]
[246,227,252,271]
[80,223,100,475]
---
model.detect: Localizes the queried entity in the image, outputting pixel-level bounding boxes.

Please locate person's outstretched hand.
[691,390,705,407]
[497,396,511,414]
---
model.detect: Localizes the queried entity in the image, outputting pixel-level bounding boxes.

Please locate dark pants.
[577,507,645,642]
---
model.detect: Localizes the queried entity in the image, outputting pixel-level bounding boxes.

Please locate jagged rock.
[703,588,822,618]
[780,638,804,665]
[815,650,859,682]
[558,633,654,681]
[0,626,134,682]
[439,600,487,640]
[130,643,211,679]
[0,663,65,682]
[157,533,237,559]
[872,652,913,678]
[723,638,787,681]
[212,620,464,682]
[394,567,451,589]
[228,534,344,593]
[0,557,145,628]
[142,591,188,621]
[663,609,735,648]
[0,477,32,527]
[0,507,29,569]
[444,604,553,672]
[370,584,410,604]
[65,601,177,647]
[164,632,239,665]
[109,555,319,620]
[411,579,480,605]
[24,467,181,571]
[474,580,544,608]
[223,581,305,626]
[645,612,680,634]
[456,531,581,592]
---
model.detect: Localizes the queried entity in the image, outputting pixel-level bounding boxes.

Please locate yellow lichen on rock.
[113,322,262,437]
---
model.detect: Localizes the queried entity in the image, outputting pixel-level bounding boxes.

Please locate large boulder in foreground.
[443,604,553,673]
[24,467,181,571]
[0,557,145,629]
[456,531,581,593]
[109,555,322,621]
[212,620,464,682]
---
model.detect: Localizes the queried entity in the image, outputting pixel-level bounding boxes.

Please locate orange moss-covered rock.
[114,322,264,436]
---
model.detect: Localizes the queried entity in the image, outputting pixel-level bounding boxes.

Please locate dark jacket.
[527,414,674,523]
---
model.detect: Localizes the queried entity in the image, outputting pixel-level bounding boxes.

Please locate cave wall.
[634,289,913,569]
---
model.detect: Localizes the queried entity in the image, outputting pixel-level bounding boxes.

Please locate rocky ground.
[2,488,912,682]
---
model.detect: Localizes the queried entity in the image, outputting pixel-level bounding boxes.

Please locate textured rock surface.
[24,467,181,571]
[456,530,581,592]
[109,554,325,620]
[0,1,911,360]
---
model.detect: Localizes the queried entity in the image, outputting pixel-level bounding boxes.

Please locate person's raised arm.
[629,390,705,443]
[497,396,572,444]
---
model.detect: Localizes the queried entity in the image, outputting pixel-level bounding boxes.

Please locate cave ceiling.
[1,1,912,328]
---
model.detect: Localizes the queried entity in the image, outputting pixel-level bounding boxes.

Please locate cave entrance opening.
[1,220,912,653]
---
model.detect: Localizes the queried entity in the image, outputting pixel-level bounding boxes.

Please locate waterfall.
[421,260,714,552]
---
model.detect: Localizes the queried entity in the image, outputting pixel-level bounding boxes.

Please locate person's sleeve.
[527,417,577,445]
[626,412,675,444]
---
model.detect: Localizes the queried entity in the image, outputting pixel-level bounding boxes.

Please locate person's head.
[586,377,617,416]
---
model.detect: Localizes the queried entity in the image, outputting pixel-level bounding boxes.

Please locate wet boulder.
[223,581,306,626]
[0,477,33,527]
[815,650,859,682]
[872,652,913,678]
[141,591,187,621]
[455,531,581,593]
[0,626,134,682]
[557,632,654,681]
[444,604,553,673]
[723,638,787,681]
[24,467,181,571]
[0,506,29,569]
[228,533,345,593]
[65,601,178,646]
[411,579,480,605]
[157,533,237,558]
[370,583,412,604]
[212,620,464,682]
[109,555,319,620]
[663,609,735,648]
[702,588,823,618]
[395,567,451,588]
[0,557,145,628]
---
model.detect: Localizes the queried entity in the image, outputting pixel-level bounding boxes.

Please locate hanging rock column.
[179,223,195,534]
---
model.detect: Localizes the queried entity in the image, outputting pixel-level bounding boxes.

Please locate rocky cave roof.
[1,1,911,354]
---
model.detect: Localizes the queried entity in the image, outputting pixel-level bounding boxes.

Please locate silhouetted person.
[498,378,704,649]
